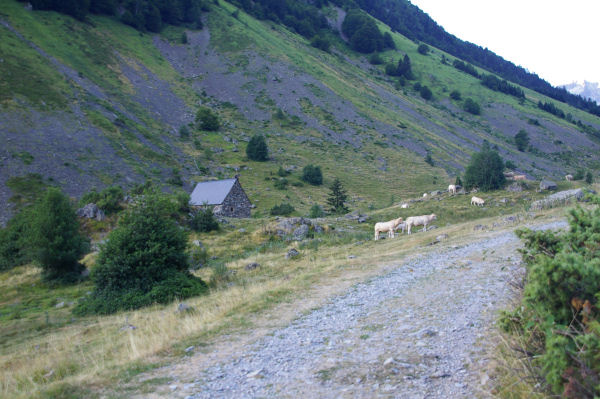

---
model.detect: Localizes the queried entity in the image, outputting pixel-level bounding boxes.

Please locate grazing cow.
[374,217,403,240]
[400,203,409,209]
[395,221,407,234]
[471,196,485,206]
[405,214,437,235]
[448,184,456,195]
[566,174,574,181]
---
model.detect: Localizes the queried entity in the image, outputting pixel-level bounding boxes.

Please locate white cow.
[405,214,437,235]
[448,184,456,195]
[471,196,485,206]
[374,217,404,240]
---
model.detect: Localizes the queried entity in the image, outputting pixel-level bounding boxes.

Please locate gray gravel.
[162,221,566,399]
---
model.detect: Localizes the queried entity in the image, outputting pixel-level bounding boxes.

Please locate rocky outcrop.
[539,180,558,191]
[269,217,325,240]
[76,203,105,221]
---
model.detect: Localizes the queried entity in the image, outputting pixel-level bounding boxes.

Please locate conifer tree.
[246,134,269,161]
[326,178,349,214]
[28,188,89,282]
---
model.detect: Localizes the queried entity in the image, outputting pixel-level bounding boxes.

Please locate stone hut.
[190,176,252,218]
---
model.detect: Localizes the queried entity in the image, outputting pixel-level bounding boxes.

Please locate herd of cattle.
[374,184,485,241]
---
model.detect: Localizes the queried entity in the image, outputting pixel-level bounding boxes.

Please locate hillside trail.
[133,219,566,398]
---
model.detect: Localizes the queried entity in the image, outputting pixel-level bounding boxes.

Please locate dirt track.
[135,220,565,399]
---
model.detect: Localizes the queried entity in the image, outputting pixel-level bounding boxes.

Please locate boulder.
[245,262,260,271]
[76,203,105,221]
[176,302,194,313]
[285,248,300,259]
[539,180,557,191]
[292,224,310,241]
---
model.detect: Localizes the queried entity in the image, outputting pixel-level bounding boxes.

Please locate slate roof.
[190,178,237,205]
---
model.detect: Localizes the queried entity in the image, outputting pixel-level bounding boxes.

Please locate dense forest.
[27,0,207,31]
[344,0,600,117]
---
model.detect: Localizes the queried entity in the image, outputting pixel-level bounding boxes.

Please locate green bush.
[79,186,123,214]
[505,160,516,170]
[310,35,330,52]
[463,144,506,191]
[196,107,220,131]
[277,166,290,177]
[450,90,461,100]
[417,43,429,55]
[301,164,323,185]
[28,188,90,282]
[424,153,434,166]
[502,198,600,396]
[179,125,190,139]
[273,178,289,190]
[189,208,219,232]
[419,85,432,100]
[75,192,206,315]
[246,134,269,161]
[167,168,184,187]
[270,203,295,216]
[308,204,325,218]
[585,171,593,184]
[514,129,530,152]
[463,98,481,115]
[0,208,33,271]
[573,168,585,180]
[369,53,384,65]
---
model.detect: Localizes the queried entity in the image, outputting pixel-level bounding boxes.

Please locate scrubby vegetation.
[301,164,323,186]
[269,203,295,216]
[79,185,124,213]
[196,106,220,131]
[502,196,600,397]
[463,98,481,115]
[514,129,530,152]
[189,207,219,232]
[76,192,206,315]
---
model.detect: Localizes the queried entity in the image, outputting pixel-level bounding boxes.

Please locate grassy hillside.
[1,0,599,224]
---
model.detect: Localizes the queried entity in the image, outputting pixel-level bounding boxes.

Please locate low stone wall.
[530,188,585,211]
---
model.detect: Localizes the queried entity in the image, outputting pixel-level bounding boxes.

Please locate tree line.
[27,0,206,31]
[338,0,600,117]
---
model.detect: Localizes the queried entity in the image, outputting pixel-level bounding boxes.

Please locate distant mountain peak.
[562,81,600,104]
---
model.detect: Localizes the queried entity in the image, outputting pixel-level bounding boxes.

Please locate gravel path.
[148,221,566,398]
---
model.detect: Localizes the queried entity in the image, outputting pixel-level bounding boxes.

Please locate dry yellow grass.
[0,206,568,398]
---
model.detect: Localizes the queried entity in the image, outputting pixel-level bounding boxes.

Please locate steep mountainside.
[1,0,599,224]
